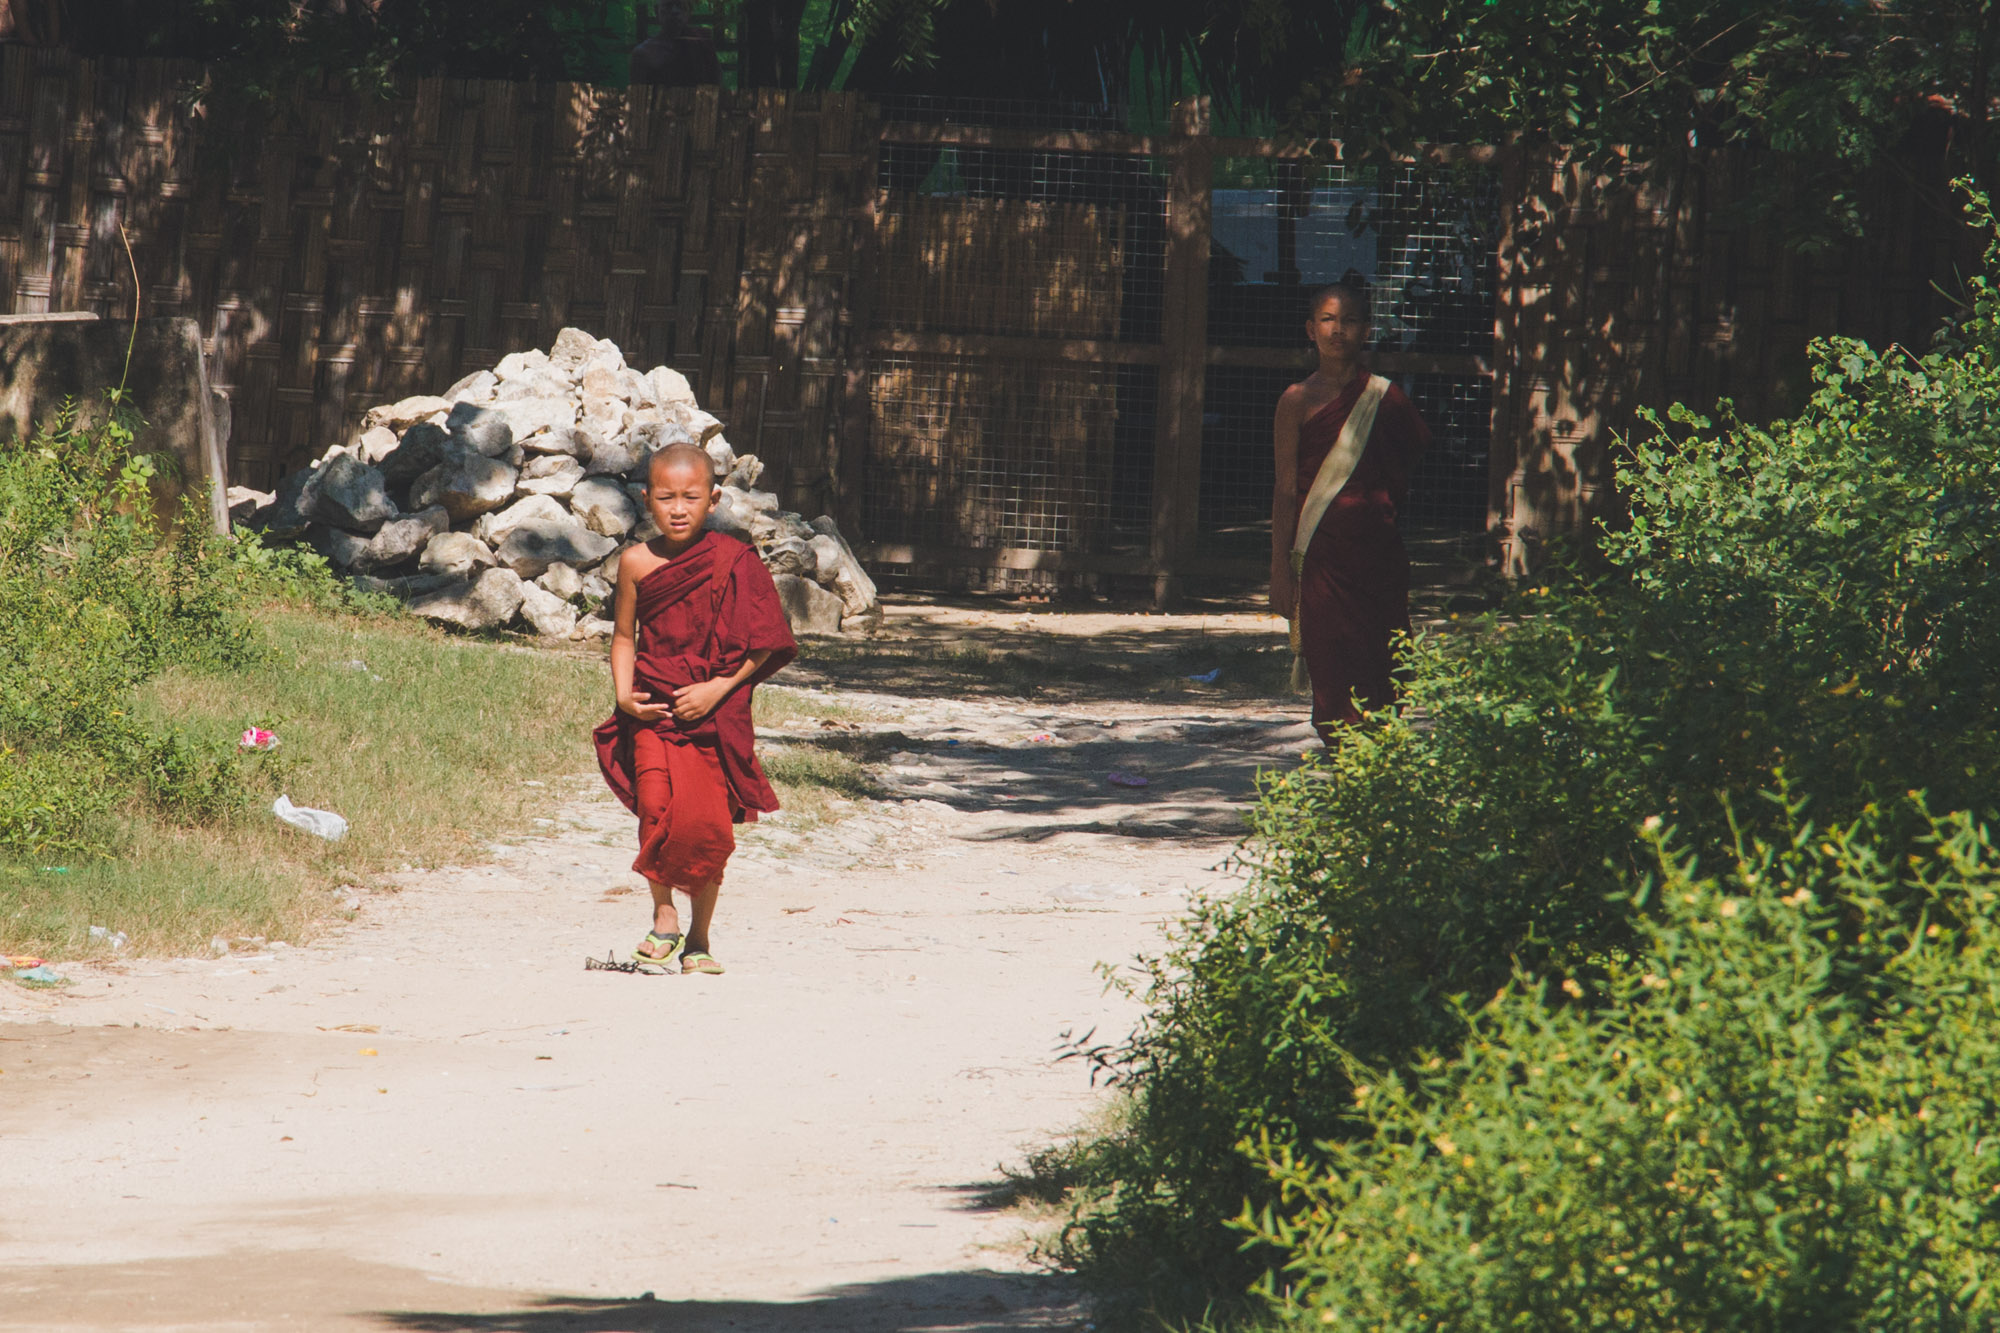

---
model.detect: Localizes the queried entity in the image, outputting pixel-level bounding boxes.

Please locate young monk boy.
[593,442,797,973]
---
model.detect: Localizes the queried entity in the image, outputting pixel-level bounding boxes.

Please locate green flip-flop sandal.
[680,950,725,975]
[633,931,685,969]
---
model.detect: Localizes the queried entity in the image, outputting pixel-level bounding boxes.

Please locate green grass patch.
[2,607,606,957]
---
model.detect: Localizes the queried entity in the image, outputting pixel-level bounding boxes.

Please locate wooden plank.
[879,122,1158,156]
[1206,345,1491,377]
[870,327,1162,365]
[862,542,1159,577]
[1148,97,1214,607]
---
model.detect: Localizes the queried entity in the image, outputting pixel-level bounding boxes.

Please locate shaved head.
[646,442,714,489]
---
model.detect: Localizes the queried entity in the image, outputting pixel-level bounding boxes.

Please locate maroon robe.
[594,532,798,831]
[1296,375,1430,733]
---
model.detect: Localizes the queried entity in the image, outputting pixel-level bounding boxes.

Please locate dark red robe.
[594,533,797,882]
[1296,375,1430,733]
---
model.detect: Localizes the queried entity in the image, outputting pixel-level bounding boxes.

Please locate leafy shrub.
[0,398,340,856]
[1252,805,2000,1331]
[1049,199,2000,1322]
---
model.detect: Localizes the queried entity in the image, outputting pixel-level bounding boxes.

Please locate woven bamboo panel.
[0,49,877,518]
[875,197,1126,339]
[1490,145,1969,571]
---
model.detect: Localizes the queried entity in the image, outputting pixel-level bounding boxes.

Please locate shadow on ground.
[373,1269,1084,1332]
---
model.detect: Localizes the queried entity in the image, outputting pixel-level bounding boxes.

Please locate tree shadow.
[371,1268,1085,1332]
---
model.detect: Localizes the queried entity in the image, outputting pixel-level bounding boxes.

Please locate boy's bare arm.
[670,649,774,725]
[611,555,673,723]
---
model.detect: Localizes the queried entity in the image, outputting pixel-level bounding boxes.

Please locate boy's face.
[646,458,718,545]
[1306,294,1369,360]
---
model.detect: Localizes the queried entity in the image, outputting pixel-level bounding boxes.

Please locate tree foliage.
[1313,0,2000,247]
[1040,192,2000,1324]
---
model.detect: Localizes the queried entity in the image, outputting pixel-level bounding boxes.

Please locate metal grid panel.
[1402,373,1493,531]
[863,353,1151,557]
[1207,159,1498,353]
[1197,367,1492,557]
[876,144,1167,342]
[877,95,1130,132]
[1197,366,1295,561]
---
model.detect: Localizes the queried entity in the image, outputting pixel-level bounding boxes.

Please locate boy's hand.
[619,691,673,723]
[670,678,732,724]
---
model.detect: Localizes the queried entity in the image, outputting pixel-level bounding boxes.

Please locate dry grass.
[2,607,606,958]
[1,611,899,959]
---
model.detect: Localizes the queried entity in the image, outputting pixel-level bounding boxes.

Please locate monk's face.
[645,457,717,547]
[1307,293,1370,362]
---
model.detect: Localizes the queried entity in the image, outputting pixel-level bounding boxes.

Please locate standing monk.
[595,443,797,973]
[1271,283,1431,738]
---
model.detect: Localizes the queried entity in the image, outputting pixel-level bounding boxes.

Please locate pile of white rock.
[231,328,878,639]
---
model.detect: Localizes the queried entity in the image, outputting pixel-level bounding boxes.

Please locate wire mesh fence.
[1207,156,1499,353]
[863,354,1154,589]
[863,125,1501,594]
[875,143,1167,341]
[876,95,1132,133]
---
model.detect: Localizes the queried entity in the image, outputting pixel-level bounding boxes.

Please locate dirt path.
[0,608,1314,1332]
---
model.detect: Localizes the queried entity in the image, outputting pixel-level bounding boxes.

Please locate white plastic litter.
[272,795,349,841]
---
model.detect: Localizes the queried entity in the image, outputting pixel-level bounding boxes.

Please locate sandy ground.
[0,607,1317,1332]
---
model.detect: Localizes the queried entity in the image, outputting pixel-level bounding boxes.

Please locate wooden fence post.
[1148,96,1213,608]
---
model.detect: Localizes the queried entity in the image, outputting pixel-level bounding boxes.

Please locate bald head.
[646,442,714,489]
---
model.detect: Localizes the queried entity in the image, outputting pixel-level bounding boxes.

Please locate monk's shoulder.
[619,539,665,585]
[1275,381,1312,416]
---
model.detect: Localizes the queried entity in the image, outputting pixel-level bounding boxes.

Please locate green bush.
[0,397,348,856]
[1047,199,2000,1322]
[1252,806,2000,1331]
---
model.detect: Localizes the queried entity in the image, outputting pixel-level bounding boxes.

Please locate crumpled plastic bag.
[272,795,348,841]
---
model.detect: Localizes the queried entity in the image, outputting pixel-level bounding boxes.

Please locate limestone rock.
[575,615,615,641]
[571,477,639,537]
[350,571,457,600]
[764,537,814,578]
[536,562,584,602]
[445,369,497,404]
[583,438,637,478]
[519,454,586,498]
[772,572,843,636]
[406,566,526,632]
[580,364,624,400]
[493,349,550,381]
[493,368,569,402]
[494,397,575,449]
[703,489,754,541]
[362,395,450,433]
[704,436,736,477]
[380,422,450,486]
[806,533,844,583]
[593,549,624,584]
[496,517,617,581]
[724,454,765,490]
[809,515,881,618]
[647,364,697,406]
[315,506,449,573]
[410,451,517,522]
[476,493,568,549]
[309,455,397,532]
[518,581,580,638]
[226,486,274,525]
[256,467,321,538]
[550,327,601,374]
[355,425,400,465]
[580,571,613,603]
[446,403,514,458]
[419,530,498,579]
